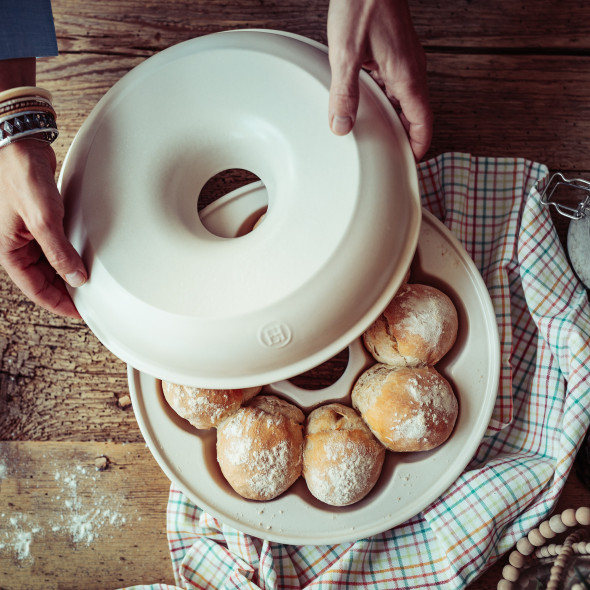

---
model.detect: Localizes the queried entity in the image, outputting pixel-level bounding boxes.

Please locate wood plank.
[424,53,590,171]
[411,0,590,49]
[51,0,329,56]
[0,441,174,589]
[48,0,590,53]
[0,286,139,442]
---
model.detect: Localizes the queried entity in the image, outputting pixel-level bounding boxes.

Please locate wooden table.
[1,1,589,588]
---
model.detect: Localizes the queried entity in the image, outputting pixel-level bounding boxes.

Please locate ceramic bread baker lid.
[59,29,421,388]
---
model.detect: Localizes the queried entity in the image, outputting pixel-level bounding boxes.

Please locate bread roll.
[162,381,261,430]
[216,395,304,501]
[351,364,458,452]
[303,403,385,506]
[363,283,458,367]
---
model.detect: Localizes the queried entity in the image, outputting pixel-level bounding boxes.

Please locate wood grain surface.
[0,442,173,588]
[1,1,589,588]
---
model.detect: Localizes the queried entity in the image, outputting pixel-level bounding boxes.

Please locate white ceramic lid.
[59,29,421,387]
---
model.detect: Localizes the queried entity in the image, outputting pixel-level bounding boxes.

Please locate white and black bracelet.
[0,110,58,148]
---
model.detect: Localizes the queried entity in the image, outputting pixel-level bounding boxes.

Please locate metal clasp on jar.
[538,172,590,220]
[537,172,590,289]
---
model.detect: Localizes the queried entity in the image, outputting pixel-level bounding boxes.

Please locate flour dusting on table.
[0,458,133,562]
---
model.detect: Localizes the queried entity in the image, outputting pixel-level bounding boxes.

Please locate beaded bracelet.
[497,506,590,590]
[0,86,58,148]
[0,97,55,118]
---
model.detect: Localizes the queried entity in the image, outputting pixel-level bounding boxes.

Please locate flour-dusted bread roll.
[303,403,385,506]
[162,381,261,430]
[216,395,304,501]
[351,364,458,452]
[362,283,458,367]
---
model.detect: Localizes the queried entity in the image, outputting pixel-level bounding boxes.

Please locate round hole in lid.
[198,168,268,237]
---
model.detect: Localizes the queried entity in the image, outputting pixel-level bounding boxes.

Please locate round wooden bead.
[516,537,535,555]
[549,514,568,534]
[551,563,564,574]
[539,520,556,539]
[561,508,577,527]
[497,579,513,590]
[528,528,545,546]
[575,506,590,526]
[537,546,549,558]
[502,564,520,582]
[508,550,526,568]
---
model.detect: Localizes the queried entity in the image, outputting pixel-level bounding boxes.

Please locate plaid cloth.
[121,152,590,590]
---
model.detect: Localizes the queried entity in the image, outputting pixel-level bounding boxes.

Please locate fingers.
[407,110,433,162]
[326,0,433,158]
[25,202,87,289]
[328,49,362,136]
[0,141,86,318]
[16,144,87,290]
[326,0,365,136]
[1,240,81,318]
[395,85,433,161]
[330,52,433,159]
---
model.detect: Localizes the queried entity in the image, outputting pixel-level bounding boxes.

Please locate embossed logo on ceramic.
[259,322,292,348]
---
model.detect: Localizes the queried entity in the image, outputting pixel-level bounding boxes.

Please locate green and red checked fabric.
[122,152,590,590]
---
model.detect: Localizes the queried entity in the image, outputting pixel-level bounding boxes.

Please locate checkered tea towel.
[123,152,590,590]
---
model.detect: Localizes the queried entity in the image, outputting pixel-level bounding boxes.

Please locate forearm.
[0,58,36,91]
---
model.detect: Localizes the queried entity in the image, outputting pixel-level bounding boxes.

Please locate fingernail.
[65,271,86,288]
[332,115,353,135]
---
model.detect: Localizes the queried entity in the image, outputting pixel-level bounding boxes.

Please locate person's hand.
[0,140,87,318]
[327,0,433,160]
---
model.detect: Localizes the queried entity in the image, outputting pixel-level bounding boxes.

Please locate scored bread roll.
[216,395,304,501]
[351,364,458,452]
[303,403,385,506]
[162,381,261,430]
[363,283,458,367]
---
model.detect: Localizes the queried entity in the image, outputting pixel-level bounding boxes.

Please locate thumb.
[328,52,361,136]
[35,222,87,289]
[22,184,87,289]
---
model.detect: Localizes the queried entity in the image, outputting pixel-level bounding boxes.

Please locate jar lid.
[59,29,421,387]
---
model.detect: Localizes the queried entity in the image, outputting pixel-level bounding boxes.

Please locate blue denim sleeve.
[0,0,58,59]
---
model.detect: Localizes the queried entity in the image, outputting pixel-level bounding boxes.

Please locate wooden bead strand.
[576,507,590,526]
[539,519,556,540]
[546,528,588,590]
[496,507,590,589]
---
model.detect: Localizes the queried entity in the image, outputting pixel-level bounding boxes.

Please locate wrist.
[0,77,59,150]
[0,140,57,186]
